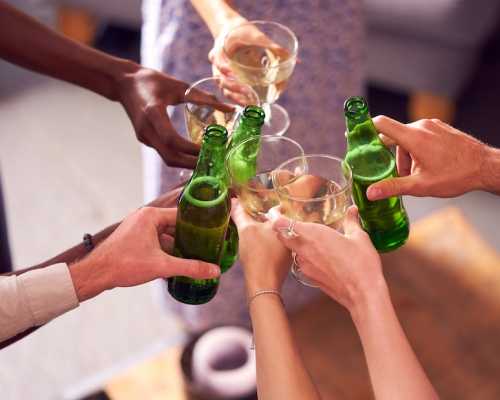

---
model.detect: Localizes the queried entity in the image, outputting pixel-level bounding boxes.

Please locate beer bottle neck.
[230,106,265,149]
[192,142,227,181]
[344,97,381,151]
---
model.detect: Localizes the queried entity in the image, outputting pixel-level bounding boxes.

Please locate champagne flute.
[226,135,304,221]
[272,155,352,287]
[223,20,298,136]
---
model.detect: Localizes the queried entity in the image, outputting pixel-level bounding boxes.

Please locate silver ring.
[280,219,299,239]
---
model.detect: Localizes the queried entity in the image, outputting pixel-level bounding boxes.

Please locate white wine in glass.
[226,135,304,221]
[184,76,260,145]
[228,45,294,105]
[274,173,350,231]
[223,20,298,136]
[273,155,352,287]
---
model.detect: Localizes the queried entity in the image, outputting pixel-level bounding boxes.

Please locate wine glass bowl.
[272,154,352,286]
[184,76,260,144]
[223,20,298,136]
[226,135,304,221]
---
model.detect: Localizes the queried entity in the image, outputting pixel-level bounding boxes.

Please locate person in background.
[232,201,439,400]
[141,0,364,333]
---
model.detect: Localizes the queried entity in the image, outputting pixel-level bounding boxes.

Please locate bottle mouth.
[344,96,368,117]
[243,106,265,126]
[184,176,228,208]
[204,124,228,144]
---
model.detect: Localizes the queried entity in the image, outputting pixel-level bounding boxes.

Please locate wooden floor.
[293,207,500,399]
[107,207,500,400]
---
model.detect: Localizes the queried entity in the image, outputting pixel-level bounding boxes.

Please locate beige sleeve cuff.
[17,263,79,326]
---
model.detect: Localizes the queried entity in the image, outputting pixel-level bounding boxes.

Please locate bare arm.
[0,2,231,168]
[0,1,131,100]
[249,294,320,400]
[232,203,321,400]
[272,207,438,400]
[351,283,438,400]
[481,146,500,195]
[190,0,243,37]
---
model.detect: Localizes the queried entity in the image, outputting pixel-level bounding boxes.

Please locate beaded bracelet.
[83,233,94,253]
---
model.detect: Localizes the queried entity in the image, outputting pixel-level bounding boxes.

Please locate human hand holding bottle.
[367,116,500,200]
[69,207,220,302]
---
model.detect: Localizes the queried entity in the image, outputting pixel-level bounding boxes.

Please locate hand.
[271,206,385,312]
[231,201,292,295]
[116,65,230,169]
[69,207,220,301]
[146,187,182,208]
[208,19,285,103]
[367,116,490,200]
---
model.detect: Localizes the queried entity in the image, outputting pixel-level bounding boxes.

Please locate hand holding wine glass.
[210,20,298,136]
[270,206,383,310]
[231,200,292,295]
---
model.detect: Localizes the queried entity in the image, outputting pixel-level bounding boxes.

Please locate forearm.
[250,295,320,400]
[351,284,439,400]
[190,0,243,37]
[8,223,118,276]
[0,2,138,100]
[0,223,118,348]
[480,146,500,195]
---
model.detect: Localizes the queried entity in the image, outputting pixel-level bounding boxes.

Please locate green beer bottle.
[227,105,266,184]
[343,96,410,252]
[229,105,266,150]
[218,105,265,270]
[168,124,232,304]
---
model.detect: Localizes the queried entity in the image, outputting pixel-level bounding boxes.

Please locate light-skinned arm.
[366,116,500,200]
[272,206,439,400]
[0,1,229,168]
[232,202,321,400]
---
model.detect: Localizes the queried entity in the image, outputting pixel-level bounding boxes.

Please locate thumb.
[343,206,363,235]
[163,255,221,280]
[367,176,418,200]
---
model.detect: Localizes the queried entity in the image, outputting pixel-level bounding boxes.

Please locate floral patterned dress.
[142,0,365,332]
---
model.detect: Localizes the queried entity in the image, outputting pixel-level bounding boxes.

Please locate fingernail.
[211,265,221,276]
[367,187,381,200]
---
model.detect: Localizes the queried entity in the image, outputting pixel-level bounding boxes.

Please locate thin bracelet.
[247,289,283,308]
[247,289,283,350]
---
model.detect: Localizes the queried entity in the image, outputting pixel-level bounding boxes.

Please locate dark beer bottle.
[343,96,409,252]
[168,125,232,304]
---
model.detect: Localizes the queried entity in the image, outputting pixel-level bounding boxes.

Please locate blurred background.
[1,0,500,399]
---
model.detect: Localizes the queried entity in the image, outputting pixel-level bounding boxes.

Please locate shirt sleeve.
[0,263,79,342]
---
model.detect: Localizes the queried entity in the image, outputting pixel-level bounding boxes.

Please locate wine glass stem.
[262,102,272,124]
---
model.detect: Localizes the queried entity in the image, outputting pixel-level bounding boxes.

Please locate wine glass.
[177,76,259,182]
[223,20,298,136]
[184,76,260,144]
[272,155,352,287]
[226,135,304,221]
